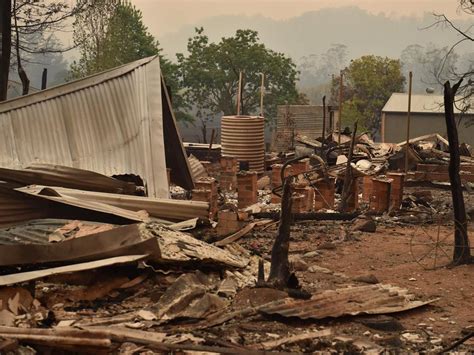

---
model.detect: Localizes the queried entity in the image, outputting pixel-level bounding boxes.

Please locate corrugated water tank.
[221,115,265,173]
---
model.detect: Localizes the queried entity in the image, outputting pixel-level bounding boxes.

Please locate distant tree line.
[0,0,471,137]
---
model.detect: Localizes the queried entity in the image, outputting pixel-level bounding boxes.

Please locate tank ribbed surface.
[221,115,265,173]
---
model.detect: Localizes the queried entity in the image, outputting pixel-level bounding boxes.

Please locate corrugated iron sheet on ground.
[0,219,113,246]
[0,164,137,194]
[259,284,436,319]
[17,185,209,222]
[0,56,192,198]
[0,185,145,228]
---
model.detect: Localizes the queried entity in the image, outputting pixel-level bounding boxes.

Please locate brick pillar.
[192,177,218,219]
[271,164,293,203]
[346,177,359,212]
[387,172,405,211]
[291,158,310,176]
[362,175,373,203]
[292,182,314,212]
[314,177,335,211]
[369,178,391,214]
[237,171,258,208]
[291,193,306,213]
[220,156,238,192]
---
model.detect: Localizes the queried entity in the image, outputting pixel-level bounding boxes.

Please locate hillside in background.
[158,6,471,60]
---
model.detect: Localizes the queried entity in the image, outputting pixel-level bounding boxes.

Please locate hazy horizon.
[135,0,469,38]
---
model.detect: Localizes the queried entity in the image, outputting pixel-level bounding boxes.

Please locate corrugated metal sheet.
[16,185,209,222]
[221,116,265,173]
[0,56,190,198]
[188,154,208,181]
[0,219,106,246]
[382,93,474,114]
[0,164,137,194]
[0,185,145,228]
[275,105,327,152]
[259,284,436,320]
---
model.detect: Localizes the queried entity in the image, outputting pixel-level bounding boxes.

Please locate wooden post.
[268,176,292,288]
[322,95,326,149]
[41,68,48,90]
[404,71,413,173]
[260,73,265,117]
[338,120,358,212]
[443,79,471,265]
[207,128,215,159]
[338,71,343,146]
[236,71,243,116]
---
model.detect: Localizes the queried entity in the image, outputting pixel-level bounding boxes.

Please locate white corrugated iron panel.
[0,56,168,198]
[382,93,474,114]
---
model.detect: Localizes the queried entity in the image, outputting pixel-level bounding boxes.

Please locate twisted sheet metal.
[259,284,436,319]
[0,164,137,194]
[0,56,171,198]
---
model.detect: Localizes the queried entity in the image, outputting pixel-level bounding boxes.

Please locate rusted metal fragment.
[259,284,437,320]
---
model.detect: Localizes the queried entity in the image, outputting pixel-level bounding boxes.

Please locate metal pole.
[236,71,243,116]
[260,73,265,117]
[404,71,413,173]
[338,71,343,146]
[322,95,326,149]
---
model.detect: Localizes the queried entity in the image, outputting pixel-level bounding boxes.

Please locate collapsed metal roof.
[0,56,193,198]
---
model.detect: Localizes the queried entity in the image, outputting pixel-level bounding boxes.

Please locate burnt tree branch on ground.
[267,176,293,288]
[443,79,472,265]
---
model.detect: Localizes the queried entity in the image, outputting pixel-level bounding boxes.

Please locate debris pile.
[0,58,472,353]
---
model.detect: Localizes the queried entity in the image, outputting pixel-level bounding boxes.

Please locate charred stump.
[267,176,293,288]
[338,120,358,212]
[443,80,471,265]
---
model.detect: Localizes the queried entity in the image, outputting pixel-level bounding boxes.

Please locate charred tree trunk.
[267,176,292,288]
[338,120,358,212]
[0,0,12,101]
[443,80,471,265]
[13,0,28,95]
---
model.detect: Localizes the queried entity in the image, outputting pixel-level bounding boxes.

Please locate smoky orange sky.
[132,0,467,36]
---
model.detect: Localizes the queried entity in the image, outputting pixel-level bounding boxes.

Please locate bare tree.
[0,0,12,100]
[1,1,88,100]
[430,1,473,110]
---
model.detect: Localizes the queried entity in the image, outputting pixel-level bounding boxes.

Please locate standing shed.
[381,93,474,145]
[0,56,193,198]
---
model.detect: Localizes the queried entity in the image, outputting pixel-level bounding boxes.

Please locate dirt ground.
[223,218,472,353]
